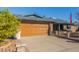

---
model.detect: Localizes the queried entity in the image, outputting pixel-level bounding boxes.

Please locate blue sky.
[0,7,79,22]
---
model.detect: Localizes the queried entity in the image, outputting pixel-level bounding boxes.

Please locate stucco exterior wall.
[71,25,78,32]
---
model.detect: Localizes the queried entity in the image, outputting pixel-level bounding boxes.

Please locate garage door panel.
[21,23,48,36]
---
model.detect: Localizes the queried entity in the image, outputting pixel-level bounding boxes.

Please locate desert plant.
[0,9,20,41]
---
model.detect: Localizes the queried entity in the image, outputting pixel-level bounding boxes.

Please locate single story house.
[16,14,77,37]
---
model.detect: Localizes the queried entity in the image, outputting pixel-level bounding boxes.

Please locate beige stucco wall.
[63,25,78,32]
[49,23,53,35]
[71,25,78,32]
[63,25,67,31]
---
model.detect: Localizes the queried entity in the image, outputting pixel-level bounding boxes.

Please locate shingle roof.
[16,14,69,24]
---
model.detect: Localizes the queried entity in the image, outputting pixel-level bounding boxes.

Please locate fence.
[55,31,79,41]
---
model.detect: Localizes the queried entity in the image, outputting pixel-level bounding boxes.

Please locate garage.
[18,14,54,36]
[21,21,49,36]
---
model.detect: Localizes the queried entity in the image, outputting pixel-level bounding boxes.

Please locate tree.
[75,12,79,24]
[0,9,20,41]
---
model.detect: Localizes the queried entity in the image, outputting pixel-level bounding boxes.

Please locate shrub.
[0,9,20,41]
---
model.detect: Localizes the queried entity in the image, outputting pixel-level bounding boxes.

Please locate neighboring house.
[16,14,73,37]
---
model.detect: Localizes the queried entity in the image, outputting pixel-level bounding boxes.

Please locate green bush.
[0,9,20,41]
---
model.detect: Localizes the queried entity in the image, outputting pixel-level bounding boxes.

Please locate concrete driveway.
[16,36,79,52]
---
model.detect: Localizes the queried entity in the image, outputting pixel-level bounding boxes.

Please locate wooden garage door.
[21,22,49,36]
